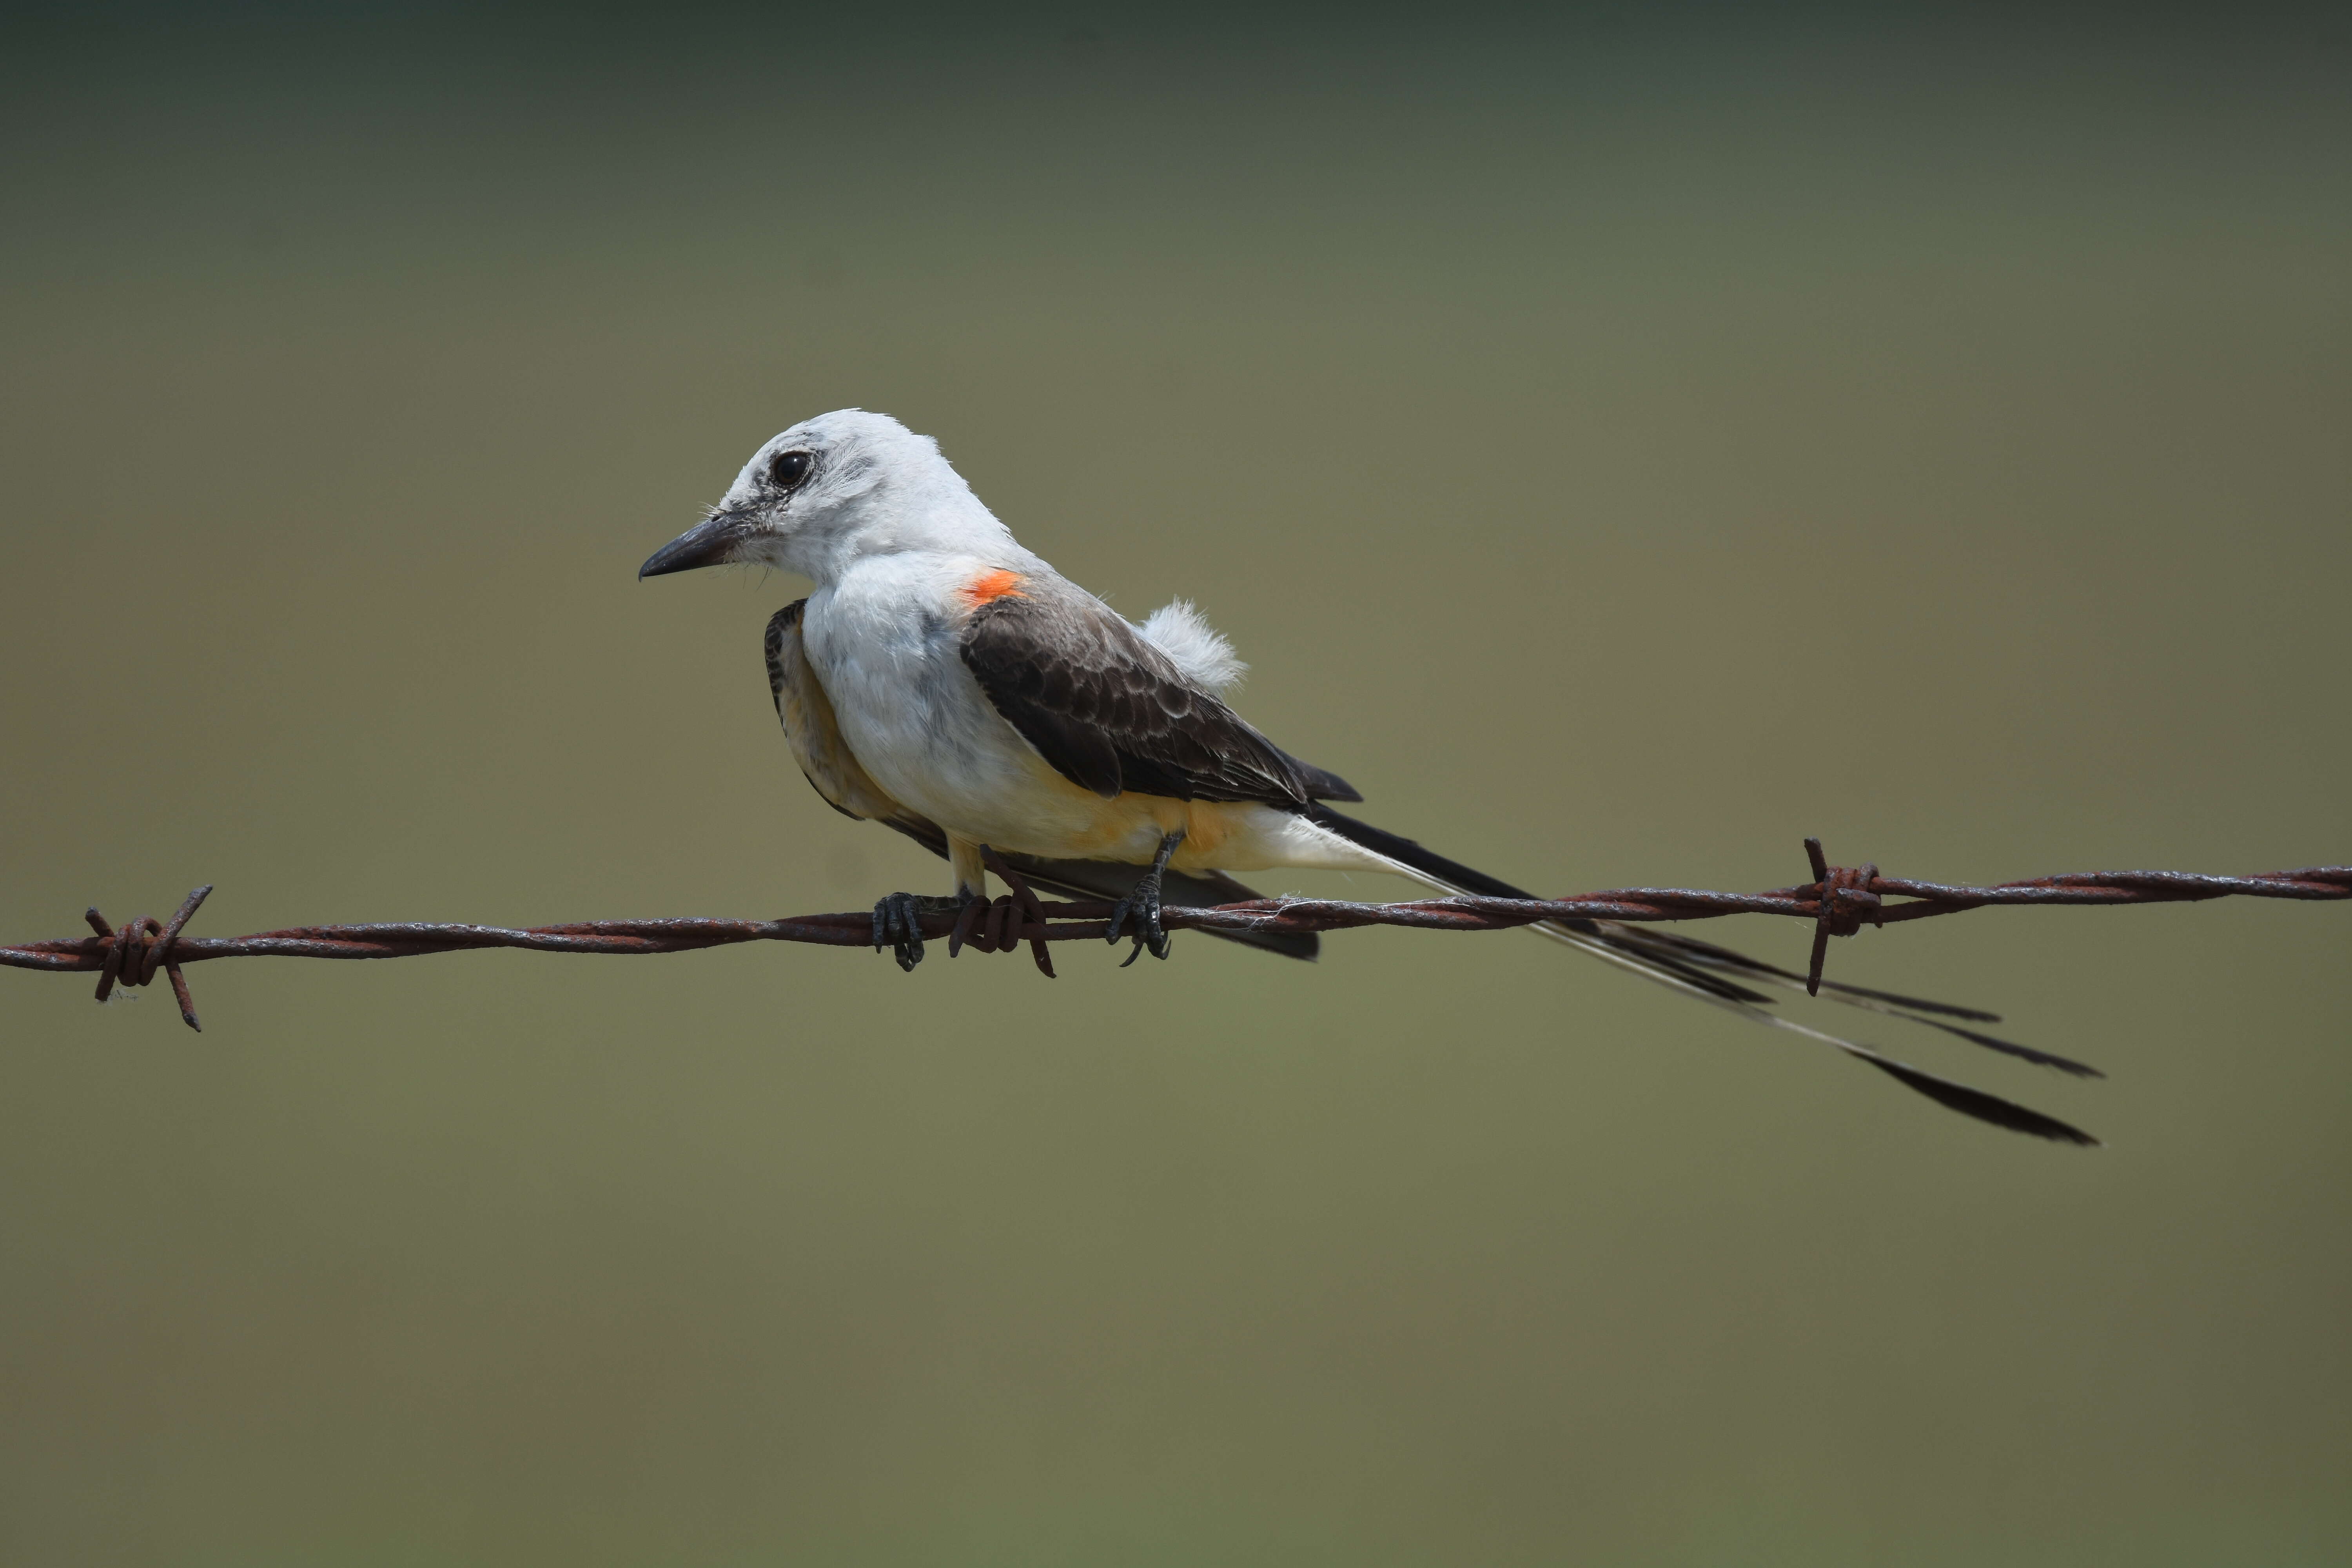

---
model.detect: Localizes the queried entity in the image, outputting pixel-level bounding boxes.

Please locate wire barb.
[978,846,1058,978]
[74,885,212,1030]
[1802,838,1882,997]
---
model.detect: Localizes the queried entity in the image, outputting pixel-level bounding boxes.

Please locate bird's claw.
[871,892,964,972]
[1105,829,1184,968]
[1106,879,1172,965]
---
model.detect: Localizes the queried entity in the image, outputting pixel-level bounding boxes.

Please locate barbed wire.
[5,839,2345,1032]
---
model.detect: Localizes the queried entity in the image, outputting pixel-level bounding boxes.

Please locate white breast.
[799,553,1099,855]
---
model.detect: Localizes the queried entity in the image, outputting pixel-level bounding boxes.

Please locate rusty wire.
[4,839,2345,1033]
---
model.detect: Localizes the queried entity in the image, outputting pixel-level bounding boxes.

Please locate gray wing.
[959,582,1358,804]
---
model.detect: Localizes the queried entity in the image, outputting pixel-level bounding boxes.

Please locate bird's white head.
[639,409,1014,585]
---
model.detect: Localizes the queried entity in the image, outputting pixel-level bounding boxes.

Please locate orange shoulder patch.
[961,568,1025,606]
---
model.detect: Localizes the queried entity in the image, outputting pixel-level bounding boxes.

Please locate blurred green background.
[3,4,2347,1563]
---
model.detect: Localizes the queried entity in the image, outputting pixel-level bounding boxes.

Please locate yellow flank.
[993,740,1280,869]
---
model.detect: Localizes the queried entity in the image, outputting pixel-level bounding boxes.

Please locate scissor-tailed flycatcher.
[642,410,2095,1143]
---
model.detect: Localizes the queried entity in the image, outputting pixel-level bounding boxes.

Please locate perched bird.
[642,410,2098,1143]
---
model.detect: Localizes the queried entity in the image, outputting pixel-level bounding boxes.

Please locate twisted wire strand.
[7,844,2345,1034]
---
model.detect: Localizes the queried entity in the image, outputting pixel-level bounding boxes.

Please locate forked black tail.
[1305,805,2099,1145]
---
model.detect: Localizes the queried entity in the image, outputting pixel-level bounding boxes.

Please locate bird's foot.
[1106,830,1186,966]
[1107,884,1167,966]
[872,892,969,972]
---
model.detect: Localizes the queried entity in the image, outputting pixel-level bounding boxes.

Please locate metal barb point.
[979,846,1058,978]
[1802,840,1883,998]
[85,886,210,1029]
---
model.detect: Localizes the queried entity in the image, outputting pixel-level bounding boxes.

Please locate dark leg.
[1107,829,1187,965]
[872,891,974,972]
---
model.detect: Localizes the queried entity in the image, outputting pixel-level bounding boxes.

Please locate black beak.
[639,511,752,579]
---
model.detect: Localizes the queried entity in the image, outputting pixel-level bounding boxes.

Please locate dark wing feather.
[1293,759,1363,802]
[961,588,1321,806]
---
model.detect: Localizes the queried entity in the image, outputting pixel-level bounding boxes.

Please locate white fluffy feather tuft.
[1138,599,1247,694]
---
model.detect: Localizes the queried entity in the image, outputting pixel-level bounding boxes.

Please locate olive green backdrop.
[2,5,2347,1564]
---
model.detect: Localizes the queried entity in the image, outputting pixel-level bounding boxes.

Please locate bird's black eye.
[768,450,813,489]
